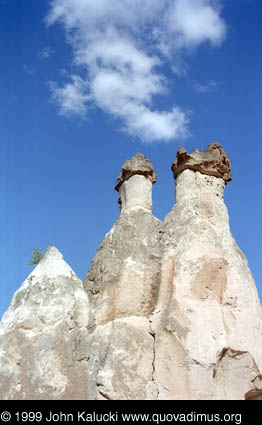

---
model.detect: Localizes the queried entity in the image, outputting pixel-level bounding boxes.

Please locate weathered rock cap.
[171,142,232,183]
[115,153,157,192]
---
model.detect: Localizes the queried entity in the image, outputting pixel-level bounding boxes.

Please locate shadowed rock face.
[172,142,232,183]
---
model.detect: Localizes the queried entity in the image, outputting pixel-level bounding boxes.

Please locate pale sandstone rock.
[151,145,262,400]
[0,247,90,400]
[83,207,161,399]
[116,154,156,211]
[1,145,261,400]
[83,154,161,399]
[119,174,153,211]
[86,317,157,400]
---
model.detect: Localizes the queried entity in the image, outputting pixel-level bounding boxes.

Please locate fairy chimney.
[151,143,262,400]
[0,144,261,401]
[115,153,157,212]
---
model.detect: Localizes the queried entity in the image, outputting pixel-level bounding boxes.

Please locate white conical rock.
[24,246,78,282]
[0,247,90,400]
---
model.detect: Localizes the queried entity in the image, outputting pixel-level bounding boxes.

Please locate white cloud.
[165,0,226,50]
[46,0,226,143]
[123,105,190,143]
[48,76,89,117]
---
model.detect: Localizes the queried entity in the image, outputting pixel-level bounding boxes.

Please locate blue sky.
[0,0,261,319]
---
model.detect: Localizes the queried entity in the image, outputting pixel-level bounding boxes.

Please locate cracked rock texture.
[0,247,90,399]
[1,146,262,400]
[152,168,262,400]
[84,154,162,399]
[153,144,262,400]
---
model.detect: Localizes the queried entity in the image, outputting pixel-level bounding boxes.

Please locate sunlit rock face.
[1,145,261,400]
[116,153,156,212]
[0,247,90,400]
[152,143,262,400]
[83,154,162,399]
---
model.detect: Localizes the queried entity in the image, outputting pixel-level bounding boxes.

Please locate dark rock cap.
[115,153,157,192]
[171,142,232,183]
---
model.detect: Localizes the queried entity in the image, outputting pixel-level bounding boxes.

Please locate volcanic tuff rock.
[0,247,90,399]
[153,161,262,399]
[84,154,162,399]
[172,142,232,183]
[115,153,157,192]
[0,145,262,400]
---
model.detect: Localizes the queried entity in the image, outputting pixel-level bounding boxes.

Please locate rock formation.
[172,143,232,182]
[84,153,162,399]
[0,144,261,400]
[152,143,262,400]
[0,247,90,399]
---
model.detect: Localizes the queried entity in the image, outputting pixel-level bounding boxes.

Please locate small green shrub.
[29,247,44,266]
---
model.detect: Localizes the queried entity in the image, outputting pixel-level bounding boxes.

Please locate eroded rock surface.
[1,145,262,400]
[172,142,232,183]
[152,145,262,400]
[0,247,90,400]
[84,154,162,399]
[115,153,157,192]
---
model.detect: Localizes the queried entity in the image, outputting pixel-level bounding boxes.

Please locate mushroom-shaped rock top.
[172,142,232,183]
[115,153,156,192]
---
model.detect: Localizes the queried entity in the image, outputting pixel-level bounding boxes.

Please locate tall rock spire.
[83,153,162,399]
[151,143,262,400]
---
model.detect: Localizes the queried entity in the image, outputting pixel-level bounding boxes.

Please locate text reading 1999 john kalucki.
[1,410,242,424]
